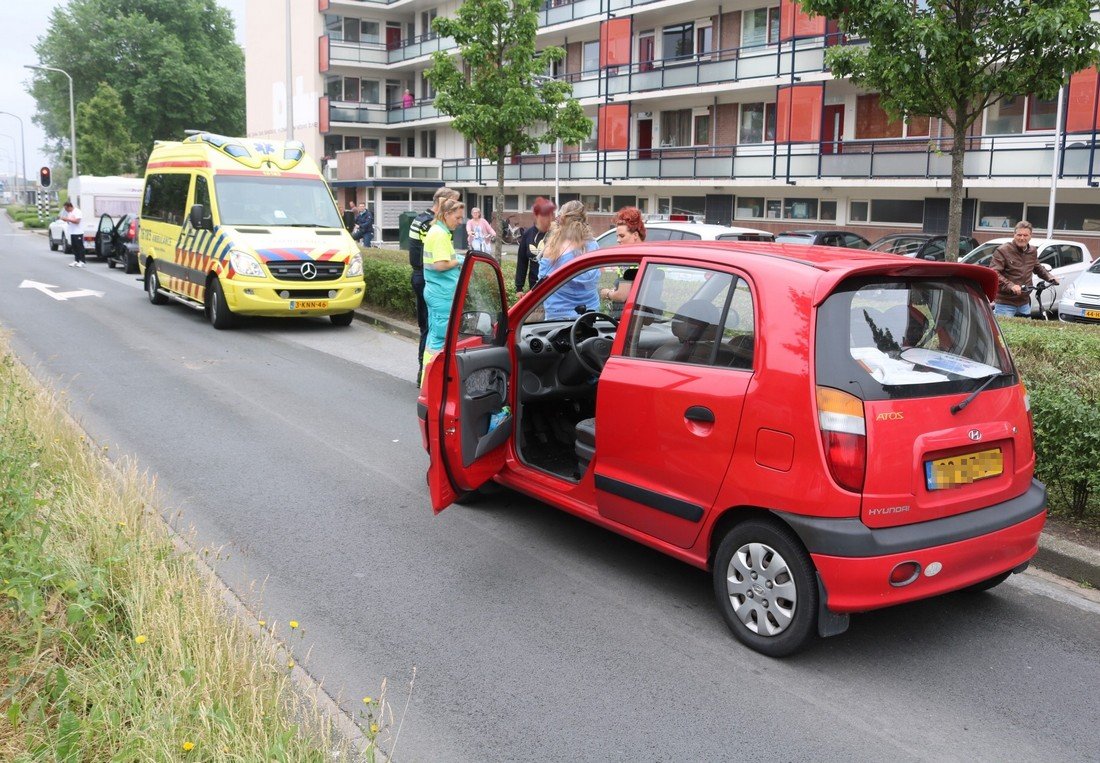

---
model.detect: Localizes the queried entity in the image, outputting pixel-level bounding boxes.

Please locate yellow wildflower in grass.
[134,635,147,645]
[117,521,126,528]
[370,723,379,734]
[258,620,266,627]
[362,696,372,705]
[286,660,295,669]
[182,741,195,752]
[289,620,299,629]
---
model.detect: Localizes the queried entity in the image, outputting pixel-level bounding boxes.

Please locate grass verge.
[0,344,379,759]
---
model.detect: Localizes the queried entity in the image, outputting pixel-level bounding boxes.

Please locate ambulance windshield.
[214,176,343,228]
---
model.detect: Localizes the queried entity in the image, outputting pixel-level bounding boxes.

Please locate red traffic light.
[38,166,52,188]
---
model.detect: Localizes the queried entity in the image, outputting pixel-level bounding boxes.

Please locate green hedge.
[3,205,51,229]
[1000,319,1100,520]
[359,257,1099,523]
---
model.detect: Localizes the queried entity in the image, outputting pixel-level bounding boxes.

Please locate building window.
[672,197,706,217]
[420,9,437,39]
[693,111,711,146]
[739,102,776,144]
[820,200,838,221]
[986,96,1025,134]
[658,197,672,215]
[735,196,765,219]
[581,195,612,213]
[613,195,637,210]
[783,198,819,220]
[504,195,520,211]
[420,129,437,158]
[742,7,780,48]
[977,201,1024,229]
[850,200,869,222]
[1027,94,1058,131]
[360,80,380,103]
[661,110,692,147]
[662,23,694,62]
[697,23,714,58]
[583,40,600,75]
[870,199,923,225]
[1027,202,1100,232]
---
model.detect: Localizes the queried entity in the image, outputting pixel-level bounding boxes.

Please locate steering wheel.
[569,312,619,375]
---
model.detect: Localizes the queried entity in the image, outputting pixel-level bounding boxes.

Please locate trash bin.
[398,210,418,251]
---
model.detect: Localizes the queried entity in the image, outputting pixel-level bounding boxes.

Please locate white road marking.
[19,279,105,301]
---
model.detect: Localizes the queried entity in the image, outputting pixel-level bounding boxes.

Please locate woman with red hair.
[599,206,647,319]
[515,197,556,295]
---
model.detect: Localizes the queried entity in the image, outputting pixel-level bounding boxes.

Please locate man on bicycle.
[990,220,1058,318]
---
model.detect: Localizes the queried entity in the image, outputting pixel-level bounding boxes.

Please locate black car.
[868,233,979,261]
[774,229,871,248]
[94,213,140,273]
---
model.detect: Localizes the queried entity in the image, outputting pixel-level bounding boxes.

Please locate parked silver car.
[1057,256,1100,324]
[962,238,1094,316]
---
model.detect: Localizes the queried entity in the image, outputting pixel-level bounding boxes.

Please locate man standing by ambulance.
[990,220,1058,318]
[61,201,86,268]
[409,186,459,385]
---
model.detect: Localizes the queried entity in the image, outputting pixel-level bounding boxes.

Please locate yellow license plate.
[290,300,328,310]
[1085,309,1100,319]
[925,448,1003,490]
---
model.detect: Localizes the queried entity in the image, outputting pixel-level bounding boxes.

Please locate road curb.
[354,306,420,341]
[1035,531,1100,588]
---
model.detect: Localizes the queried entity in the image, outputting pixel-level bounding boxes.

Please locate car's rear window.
[776,233,814,244]
[816,277,1014,400]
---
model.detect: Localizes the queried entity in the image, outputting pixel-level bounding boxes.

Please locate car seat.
[575,417,597,476]
[649,299,722,364]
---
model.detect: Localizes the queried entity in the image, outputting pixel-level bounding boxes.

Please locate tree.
[428,0,591,259]
[798,0,1100,260]
[76,83,140,176]
[28,0,243,172]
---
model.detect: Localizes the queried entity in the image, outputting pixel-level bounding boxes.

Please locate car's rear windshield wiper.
[950,372,1010,415]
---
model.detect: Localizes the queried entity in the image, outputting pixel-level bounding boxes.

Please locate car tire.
[713,519,818,657]
[145,262,168,305]
[63,238,71,254]
[107,257,117,269]
[49,236,59,252]
[959,571,1011,594]
[207,279,235,330]
[329,311,355,327]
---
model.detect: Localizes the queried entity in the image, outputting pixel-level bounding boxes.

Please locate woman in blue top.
[422,198,466,378]
[537,200,600,319]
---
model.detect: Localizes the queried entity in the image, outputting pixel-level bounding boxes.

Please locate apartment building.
[246,0,1100,247]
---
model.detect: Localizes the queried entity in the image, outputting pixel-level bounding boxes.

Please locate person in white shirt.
[60,201,86,267]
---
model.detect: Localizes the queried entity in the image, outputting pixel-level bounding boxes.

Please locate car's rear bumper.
[777,480,1047,612]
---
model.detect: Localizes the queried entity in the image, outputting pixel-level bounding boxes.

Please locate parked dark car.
[94,213,140,273]
[774,230,870,248]
[868,233,979,261]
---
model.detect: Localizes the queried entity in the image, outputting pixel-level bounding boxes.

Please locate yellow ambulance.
[138,132,364,328]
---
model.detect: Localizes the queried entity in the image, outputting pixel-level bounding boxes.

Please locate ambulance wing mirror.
[189,204,206,230]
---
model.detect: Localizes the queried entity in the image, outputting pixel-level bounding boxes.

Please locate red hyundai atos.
[417,243,1046,656]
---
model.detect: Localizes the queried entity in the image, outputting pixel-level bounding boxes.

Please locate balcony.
[441,133,1100,185]
[333,148,442,183]
[328,99,442,127]
[325,32,456,67]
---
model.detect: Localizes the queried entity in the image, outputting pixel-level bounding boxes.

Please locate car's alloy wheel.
[713,519,818,657]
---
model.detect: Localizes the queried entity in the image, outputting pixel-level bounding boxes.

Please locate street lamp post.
[24,64,77,180]
[534,75,561,207]
[0,111,27,202]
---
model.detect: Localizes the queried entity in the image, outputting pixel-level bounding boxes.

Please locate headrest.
[671,299,721,343]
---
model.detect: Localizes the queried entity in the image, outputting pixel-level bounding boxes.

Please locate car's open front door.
[425,254,513,513]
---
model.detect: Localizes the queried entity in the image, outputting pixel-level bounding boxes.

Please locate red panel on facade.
[780,0,825,41]
[319,35,330,73]
[319,0,329,10]
[319,96,330,134]
[599,19,633,68]
[1066,67,1100,134]
[776,85,823,142]
[598,104,630,151]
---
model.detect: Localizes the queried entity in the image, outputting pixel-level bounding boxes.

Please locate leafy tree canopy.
[28,0,243,171]
[76,82,140,176]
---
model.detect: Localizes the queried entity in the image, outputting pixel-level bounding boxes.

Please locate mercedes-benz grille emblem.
[300,262,318,280]
[968,429,982,441]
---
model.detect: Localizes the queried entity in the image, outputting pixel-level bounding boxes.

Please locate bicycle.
[1019,280,1057,320]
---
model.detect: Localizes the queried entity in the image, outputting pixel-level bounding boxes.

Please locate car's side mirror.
[189,204,204,230]
[458,310,494,339]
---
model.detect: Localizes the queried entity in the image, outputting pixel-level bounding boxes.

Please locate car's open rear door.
[425,254,513,513]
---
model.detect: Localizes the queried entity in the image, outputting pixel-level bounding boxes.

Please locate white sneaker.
[68,261,78,267]
[76,262,86,268]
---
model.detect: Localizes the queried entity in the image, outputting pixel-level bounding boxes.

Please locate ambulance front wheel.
[145,263,168,305]
[330,311,355,327]
[207,279,236,330]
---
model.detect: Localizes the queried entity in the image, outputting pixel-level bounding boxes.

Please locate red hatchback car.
[417,243,1047,656]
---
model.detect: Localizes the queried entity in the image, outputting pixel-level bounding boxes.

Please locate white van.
[48,175,144,254]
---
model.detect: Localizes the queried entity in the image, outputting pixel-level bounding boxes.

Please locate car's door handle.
[685,406,715,423]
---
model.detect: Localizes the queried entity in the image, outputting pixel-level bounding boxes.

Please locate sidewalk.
[356,304,1100,590]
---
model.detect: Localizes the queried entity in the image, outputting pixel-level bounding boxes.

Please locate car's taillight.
[817,386,866,493]
[1022,381,1035,445]
[128,218,138,239]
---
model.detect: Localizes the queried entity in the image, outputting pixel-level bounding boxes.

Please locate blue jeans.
[993,302,1031,318]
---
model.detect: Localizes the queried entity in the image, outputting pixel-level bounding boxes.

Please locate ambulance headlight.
[347,253,363,278]
[229,250,265,278]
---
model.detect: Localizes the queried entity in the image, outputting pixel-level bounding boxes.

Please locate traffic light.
[38,166,52,189]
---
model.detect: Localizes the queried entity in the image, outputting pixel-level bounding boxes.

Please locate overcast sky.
[0,1,246,184]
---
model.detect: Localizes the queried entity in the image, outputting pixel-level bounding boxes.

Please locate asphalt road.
[3,217,1099,762]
